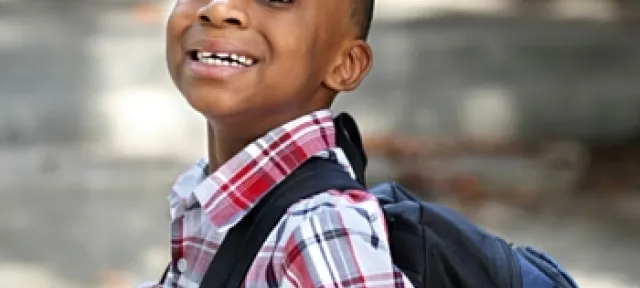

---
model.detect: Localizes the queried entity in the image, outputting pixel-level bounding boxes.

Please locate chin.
[183,87,253,122]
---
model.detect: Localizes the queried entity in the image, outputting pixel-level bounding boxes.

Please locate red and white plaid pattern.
[153,110,412,288]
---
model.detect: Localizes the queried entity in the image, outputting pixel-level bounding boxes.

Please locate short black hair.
[352,0,374,40]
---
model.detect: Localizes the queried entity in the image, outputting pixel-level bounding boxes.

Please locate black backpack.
[162,113,580,288]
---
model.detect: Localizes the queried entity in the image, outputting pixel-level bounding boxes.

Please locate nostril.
[198,15,242,27]
[223,18,242,26]
[199,15,211,23]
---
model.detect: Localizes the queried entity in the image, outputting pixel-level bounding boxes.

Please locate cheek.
[166,2,197,48]
[258,60,315,107]
[165,11,192,81]
[166,14,188,47]
[274,37,317,78]
[165,40,182,85]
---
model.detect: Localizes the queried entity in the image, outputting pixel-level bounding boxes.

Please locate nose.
[197,0,249,29]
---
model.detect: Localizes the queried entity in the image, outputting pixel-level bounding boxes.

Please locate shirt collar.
[172,109,338,231]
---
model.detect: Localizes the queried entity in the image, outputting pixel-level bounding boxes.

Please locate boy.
[154,0,413,287]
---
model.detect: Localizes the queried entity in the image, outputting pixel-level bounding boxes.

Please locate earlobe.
[323,40,373,92]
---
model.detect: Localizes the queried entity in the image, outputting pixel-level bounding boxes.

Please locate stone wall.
[337,17,640,144]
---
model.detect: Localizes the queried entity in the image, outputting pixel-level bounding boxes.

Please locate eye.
[259,0,295,9]
[268,0,294,3]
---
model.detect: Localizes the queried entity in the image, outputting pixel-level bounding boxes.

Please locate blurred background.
[1,0,639,287]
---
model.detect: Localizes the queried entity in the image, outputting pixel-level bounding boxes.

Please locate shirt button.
[177,258,188,273]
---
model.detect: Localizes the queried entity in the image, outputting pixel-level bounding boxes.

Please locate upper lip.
[187,38,259,61]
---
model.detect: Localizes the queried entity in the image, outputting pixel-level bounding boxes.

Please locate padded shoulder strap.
[199,157,363,288]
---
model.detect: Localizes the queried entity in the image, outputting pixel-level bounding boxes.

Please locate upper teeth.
[197,51,255,67]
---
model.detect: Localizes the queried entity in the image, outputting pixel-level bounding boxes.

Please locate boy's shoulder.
[282,187,385,233]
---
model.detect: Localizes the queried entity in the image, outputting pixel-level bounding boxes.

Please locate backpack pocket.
[514,246,579,288]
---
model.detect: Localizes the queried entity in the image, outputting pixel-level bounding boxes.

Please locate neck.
[205,115,289,174]
[206,124,218,175]
[206,123,255,175]
[205,94,335,174]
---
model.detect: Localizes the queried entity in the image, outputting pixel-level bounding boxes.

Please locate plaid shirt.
[153,110,412,288]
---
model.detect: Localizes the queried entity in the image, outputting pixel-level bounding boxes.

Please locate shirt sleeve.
[160,266,176,288]
[135,282,163,288]
[137,266,173,288]
[279,194,414,288]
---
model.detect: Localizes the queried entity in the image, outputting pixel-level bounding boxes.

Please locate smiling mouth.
[188,50,257,67]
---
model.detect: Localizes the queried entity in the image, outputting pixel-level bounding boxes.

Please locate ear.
[323,40,373,92]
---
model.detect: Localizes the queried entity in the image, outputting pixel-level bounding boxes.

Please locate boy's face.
[166,0,372,124]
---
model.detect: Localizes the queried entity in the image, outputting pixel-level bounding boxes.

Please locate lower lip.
[187,59,253,79]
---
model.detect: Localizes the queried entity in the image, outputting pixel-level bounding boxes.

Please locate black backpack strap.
[334,112,368,186]
[199,157,363,288]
